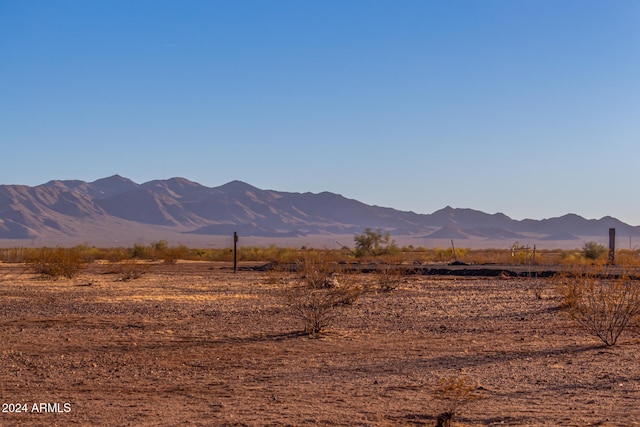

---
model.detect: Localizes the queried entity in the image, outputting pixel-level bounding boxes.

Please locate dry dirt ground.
[1,261,639,427]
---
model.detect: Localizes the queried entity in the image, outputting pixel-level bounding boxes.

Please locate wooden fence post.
[233,231,238,273]
[608,228,615,265]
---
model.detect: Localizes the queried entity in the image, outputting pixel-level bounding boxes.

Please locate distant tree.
[353,228,397,257]
[582,241,606,260]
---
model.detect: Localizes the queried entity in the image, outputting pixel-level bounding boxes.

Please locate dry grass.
[5,243,640,268]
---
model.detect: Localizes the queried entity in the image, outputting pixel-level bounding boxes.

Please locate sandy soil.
[1,261,639,426]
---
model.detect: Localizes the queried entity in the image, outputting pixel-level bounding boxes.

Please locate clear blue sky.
[1,1,639,224]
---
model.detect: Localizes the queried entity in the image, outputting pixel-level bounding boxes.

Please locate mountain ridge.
[1,176,638,247]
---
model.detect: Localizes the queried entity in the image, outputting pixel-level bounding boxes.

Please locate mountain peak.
[91,174,137,186]
[88,175,140,199]
[215,180,261,193]
[140,177,207,199]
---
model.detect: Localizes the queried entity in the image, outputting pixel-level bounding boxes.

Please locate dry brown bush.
[614,249,640,267]
[375,264,404,292]
[557,266,640,346]
[530,279,547,300]
[432,376,484,427]
[296,253,339,288]
[28,247,86,279]
[284,284,360,334]
[115,259,152,281]
[282,254,361,334]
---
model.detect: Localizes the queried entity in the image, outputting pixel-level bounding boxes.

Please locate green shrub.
[582,241,607,260]
[129,243,149,259]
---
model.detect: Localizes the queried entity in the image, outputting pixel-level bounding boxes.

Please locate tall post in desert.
[233,231,238,273]
[608,228,615,265]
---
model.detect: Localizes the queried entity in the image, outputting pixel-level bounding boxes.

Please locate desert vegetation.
[432,376,485,427]
[353,227,399,257]
[112,259,153,281]
[26,246,87,279]
[557,265,640,346]
[582,241,608,260]
[5,238,640,267]
[375,263,405,292]
[2,234,640,425]
[275,253,362,334]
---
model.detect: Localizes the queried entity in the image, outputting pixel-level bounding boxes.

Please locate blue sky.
[1,1,639,224]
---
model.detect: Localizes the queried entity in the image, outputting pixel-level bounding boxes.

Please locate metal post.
[233,231,238,273]
[608,228,615,265]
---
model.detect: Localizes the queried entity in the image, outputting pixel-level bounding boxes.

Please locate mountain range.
[1,175,638,248]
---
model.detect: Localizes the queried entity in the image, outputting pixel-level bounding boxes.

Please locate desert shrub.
[285,283,360,334]
[160,245,189,264]
[614,249,640,267]
[0,247,28,263]
[101,247,130,262]
[582,241,607,260]
[150,239,168,252]
[28,247,86,279]
[282,254,361,334]
[149,240,190,262]
[391,247,433,265]
[234,245,337,263]
[432,376,484,427]
[115,259,152,281]
[296,253,340,288]
[461,248,504,264]
[129,243,149,259]
[530,280,547,300]
[70,243,101,263]
[534,249,566,265]
[124,241,192,262]
[559,251,583,266]
[557,266,640,346]
[376,264,404,292]
[432,247,469,263]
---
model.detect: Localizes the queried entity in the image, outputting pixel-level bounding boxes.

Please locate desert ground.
[1,261,639,426]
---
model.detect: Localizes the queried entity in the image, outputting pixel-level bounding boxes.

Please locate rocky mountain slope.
[0,175,637,246]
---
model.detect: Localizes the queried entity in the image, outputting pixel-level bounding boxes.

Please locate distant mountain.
[1,175,638,247]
